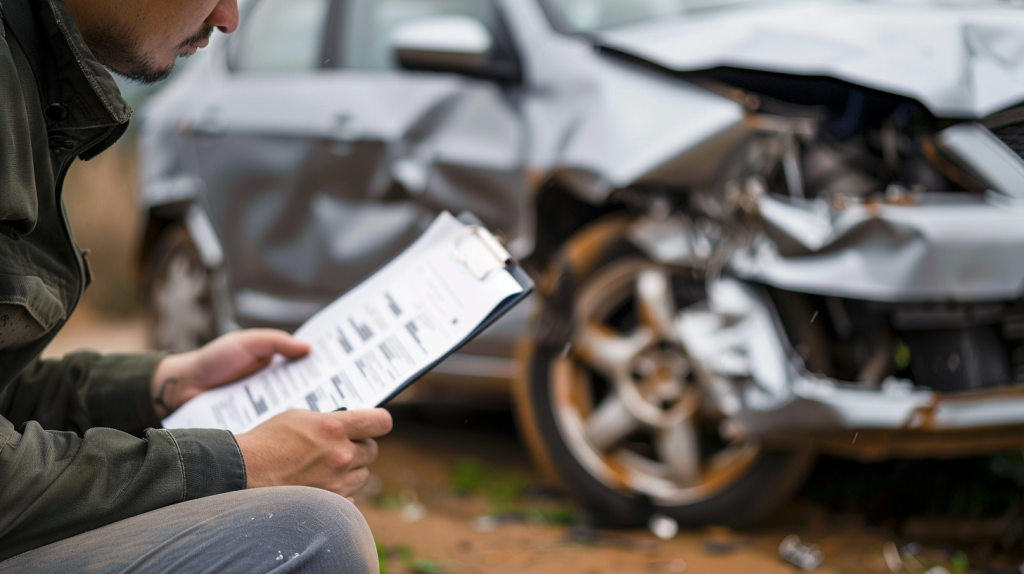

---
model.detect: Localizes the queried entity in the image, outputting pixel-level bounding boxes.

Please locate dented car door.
[190,0,526,328]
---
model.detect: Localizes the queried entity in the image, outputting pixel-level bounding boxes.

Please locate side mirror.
[390,16,501,78]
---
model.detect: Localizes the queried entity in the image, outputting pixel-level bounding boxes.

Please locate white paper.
[163,212,523,433]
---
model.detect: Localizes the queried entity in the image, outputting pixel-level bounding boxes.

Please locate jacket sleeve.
[0,418,247,561]
[2,352,168,435]
[0,353,248,560]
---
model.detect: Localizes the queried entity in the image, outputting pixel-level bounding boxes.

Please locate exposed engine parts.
[628,73,1024,399]
[775,297,1018,394]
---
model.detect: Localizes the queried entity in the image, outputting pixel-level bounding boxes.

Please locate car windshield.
[542,0,1019,33]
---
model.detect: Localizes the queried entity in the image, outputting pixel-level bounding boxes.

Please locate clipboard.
[370,211,534,407]
[162,210,534,433]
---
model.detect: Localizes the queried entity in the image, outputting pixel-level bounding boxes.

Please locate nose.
[206,0,239,34]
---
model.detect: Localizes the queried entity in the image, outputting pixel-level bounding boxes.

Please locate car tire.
[145,224,219,352]
[515,215,814,528]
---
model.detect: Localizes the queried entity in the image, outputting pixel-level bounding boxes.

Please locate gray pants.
[0,487,379,573]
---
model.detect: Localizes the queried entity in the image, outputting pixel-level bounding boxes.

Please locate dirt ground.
[44,313,1024,574]
[357,410,894,574]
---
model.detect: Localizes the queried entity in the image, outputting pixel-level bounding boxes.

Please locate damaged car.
[138,0,1024,526]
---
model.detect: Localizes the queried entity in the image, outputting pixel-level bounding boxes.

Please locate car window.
[231,0,332,73]
[340,0,495,70]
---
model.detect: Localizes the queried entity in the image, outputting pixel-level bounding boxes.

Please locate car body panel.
[594,1,1024,118]
[729,192,1024,302]
[505,0,753,199]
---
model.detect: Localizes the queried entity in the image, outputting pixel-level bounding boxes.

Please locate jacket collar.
[43,0,131,126]
[3,0,131,138]
[38,0,134,128]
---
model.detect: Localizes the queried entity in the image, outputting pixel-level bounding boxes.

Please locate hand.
[150,329,311,418]
[234,408,393,496]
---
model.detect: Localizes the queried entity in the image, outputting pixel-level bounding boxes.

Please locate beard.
[87,24,214,85]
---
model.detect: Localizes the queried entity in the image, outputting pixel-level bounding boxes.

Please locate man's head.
[64,0,239,84]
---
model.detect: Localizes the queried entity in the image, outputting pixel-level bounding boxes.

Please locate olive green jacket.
[0,0,245,560]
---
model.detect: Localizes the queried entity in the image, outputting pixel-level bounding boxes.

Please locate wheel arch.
[138,202,190,300]
[138,201,227,315]
[526,177,631,273]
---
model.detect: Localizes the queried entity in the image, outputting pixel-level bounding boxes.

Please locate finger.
[336,409,393,440]
[335,466,370,497]
[234,329,312,361]
[346,439,379,469]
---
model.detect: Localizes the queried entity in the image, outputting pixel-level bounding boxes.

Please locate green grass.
[951,550,968,574]
[378,544,442,574]
[450,457,527,513]
[449,457,584,524]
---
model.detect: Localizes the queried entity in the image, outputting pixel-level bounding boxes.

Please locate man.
[0,0,392,570]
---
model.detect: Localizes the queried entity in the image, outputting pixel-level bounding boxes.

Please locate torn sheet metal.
[679,277,1024,436]
[730,192,1024,302]
[511,0,752,199]
[935,123,1024,199]
[595,1,1024,119]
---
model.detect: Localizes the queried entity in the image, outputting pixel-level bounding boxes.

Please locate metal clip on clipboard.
[449,225,514,280]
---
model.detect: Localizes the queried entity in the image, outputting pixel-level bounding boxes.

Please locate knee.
[244,487,378,573]
[286,487,371,536]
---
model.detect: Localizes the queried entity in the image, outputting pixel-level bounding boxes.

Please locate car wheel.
[516,216,814,528]
[146,225,218,352]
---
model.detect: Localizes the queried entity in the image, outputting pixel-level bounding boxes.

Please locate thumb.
[337,408,393,440]
[235,329,311,361]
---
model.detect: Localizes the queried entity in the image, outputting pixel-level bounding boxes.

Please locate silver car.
[139,0,1024,526]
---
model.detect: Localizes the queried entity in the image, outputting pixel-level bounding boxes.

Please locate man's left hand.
[150,330,311,418]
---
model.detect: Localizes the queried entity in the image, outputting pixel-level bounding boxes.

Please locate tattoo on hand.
[154,378,180,417]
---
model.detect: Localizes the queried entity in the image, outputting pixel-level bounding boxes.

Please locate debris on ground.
[779,534,824,571]
[471,514,526,532]
[471,515,498,532]
[648,514,679,541]
[366,409,1024,574]
[700,526,753,555]
[398,490,428,523]
[401,501,428,523]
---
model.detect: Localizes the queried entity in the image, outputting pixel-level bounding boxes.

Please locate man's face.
[70,0,239,84]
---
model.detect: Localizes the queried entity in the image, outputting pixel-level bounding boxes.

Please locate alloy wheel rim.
[550,258,760,504]
[154,250,213,352]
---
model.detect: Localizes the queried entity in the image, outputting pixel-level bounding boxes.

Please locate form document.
[163,212,525,433]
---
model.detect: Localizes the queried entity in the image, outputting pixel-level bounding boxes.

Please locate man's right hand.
[234,408,392,497]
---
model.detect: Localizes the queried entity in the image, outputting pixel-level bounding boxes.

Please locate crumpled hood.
[594,2,1024,119]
